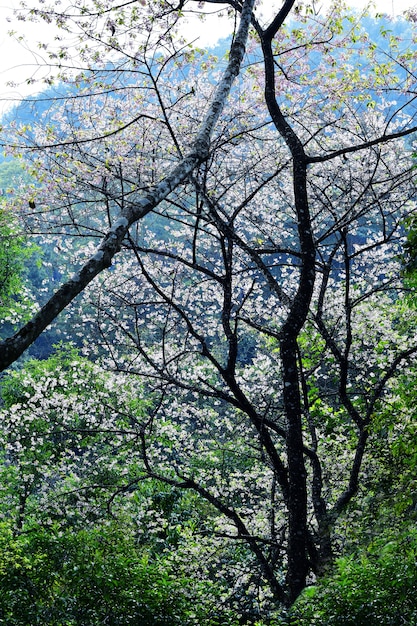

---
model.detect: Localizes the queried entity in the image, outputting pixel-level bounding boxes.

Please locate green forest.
[0,0,417,623]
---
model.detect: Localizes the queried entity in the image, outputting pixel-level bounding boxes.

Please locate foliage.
[1,0,417,617]
[291,529,417,626]
[0,345,272,623]
[0,158,43,334]
[291,334,417,625]
[0,520,208,626]
[402,211,417,275]
[0,204,38,325]
[0,158,32,193]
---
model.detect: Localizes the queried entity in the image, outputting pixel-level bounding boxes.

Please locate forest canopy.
[0,0,417,623]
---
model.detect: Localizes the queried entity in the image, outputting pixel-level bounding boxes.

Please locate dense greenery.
[0,522,200,626]
[0,346,270,624]
[292,530,417,625]
[0,205,39,333]
[0,0,417,623]
[0,323,416,623]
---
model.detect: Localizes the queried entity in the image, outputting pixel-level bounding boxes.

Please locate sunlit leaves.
[0,520,205,626]
[292,529,417,625]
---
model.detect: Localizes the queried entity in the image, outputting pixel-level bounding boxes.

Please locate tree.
[0,345,264,623]
[0,0,417,612]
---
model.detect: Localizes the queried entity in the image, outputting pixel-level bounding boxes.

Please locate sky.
[0,0,415,111]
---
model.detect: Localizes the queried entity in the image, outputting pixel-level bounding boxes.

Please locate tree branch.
[0,0,256,372]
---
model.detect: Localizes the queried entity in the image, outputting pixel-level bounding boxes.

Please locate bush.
[0,522,196,626]
[291,529,417,626]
